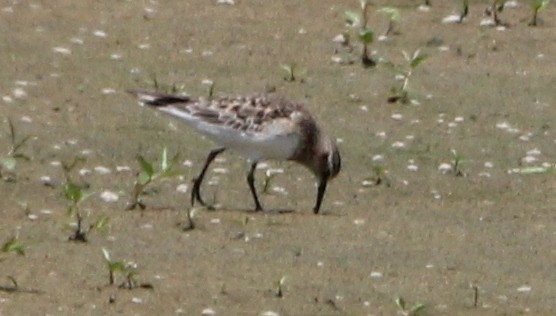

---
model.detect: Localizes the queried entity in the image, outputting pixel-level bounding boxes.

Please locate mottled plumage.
[127,90,341,213]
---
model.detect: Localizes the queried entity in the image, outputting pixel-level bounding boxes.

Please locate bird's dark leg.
[313,176,329,214]
[191,147,226,208]
[247,162,263,211]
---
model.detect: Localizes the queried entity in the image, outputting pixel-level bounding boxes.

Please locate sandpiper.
[127,90,341,213]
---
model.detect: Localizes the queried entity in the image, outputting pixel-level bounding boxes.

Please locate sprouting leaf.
[137,155,154,178]
[91,215,109,231]
[395,297,406,310]
[531,0,550,11]
[64,182,82,204]
[343,10,361,27]
[137,170,151,185]
[0,157,17,171]
[2,237,25,256]
[378,7,401,21]
[410,50,428,68]
[358,28,374,44]
[410,303,426,314]
[102,247,111,261]
[160,147,169,171]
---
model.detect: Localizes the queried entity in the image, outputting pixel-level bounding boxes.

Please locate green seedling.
[529,0,550,26]
[126,147,181,210]
[102,248,131,286]
[395,296,426,316]
[471,284,480,308]
[1,119,32,181]
[371,165,390,187]
[208,81,215,97]
[377,7,401,37]
[451,149,466,177]
[343,0,376,67]
[281,63,305,82]
[460,0,469,22]
[2,236,25,256]
[64,181,93,242]
[274,275,287,298]
[102,248,152,289]
[385,49,428,104]
[62,158,107,242]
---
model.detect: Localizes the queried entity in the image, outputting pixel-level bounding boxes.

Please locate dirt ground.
[1,0,556,315]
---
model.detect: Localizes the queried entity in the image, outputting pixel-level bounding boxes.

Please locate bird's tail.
[126,90,190,107]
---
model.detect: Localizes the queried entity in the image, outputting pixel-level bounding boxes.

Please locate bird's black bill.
[313,177,329,214]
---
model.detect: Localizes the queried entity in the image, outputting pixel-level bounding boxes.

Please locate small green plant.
[280,63,305,82]
[102,248,152,289]
[395,296,426,316]
[126,147,181,210]
[343,0,376,67]
[451,149,466,177]
[386,49,428,104]
[274,275,287,298]
[2,236,25,256]
[471,284,480,308]
[368,165,391,187]
[0,119,31,181]
[459,0,469,22]
[529,0,550,26]
[62,158,107,242]
[377,7,401,37]
[102,248,135,287]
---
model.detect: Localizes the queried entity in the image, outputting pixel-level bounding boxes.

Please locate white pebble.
[100,191,119,202]
[70,37,84,45]
[13,88,27,99]
[407,164,418,171]
[391,113,403,120]
[517,286,531,293]
[176,184,189,193]
[202,308,216,316]
[79,168,92,176]
[213,168,228,174]
[438,163,452,174]
[131,297,143,304]
[93,30,107,38]
[353,218,365,225]
[391,141,405,148]
[369,271,383,278]
[101,88,116,95]
[94,166,111,175]
[116,165,131,172]
[372,154,384,162]
[53,47,71,55]
[442,14,461,24]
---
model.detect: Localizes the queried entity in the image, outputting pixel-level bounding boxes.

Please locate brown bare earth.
[1,0,556,315]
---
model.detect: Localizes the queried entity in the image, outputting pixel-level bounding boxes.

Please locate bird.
[127,89,341,214]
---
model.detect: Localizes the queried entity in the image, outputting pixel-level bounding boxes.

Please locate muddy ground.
[1,0,556,315]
